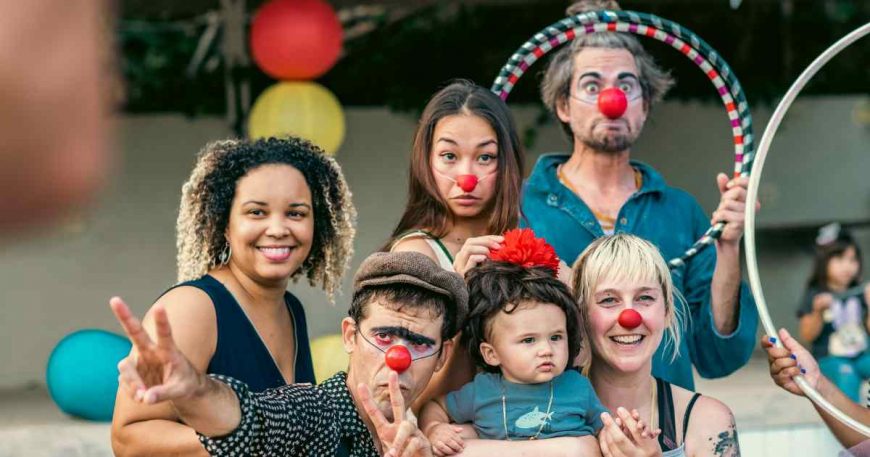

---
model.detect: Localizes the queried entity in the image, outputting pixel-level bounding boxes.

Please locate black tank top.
[656,377,701,451]
[164,275,315,391]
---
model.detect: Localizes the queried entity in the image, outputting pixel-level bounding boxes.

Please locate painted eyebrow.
[577,72,640,81]
[370,326,436,346]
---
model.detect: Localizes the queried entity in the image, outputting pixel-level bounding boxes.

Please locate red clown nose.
[597,87,628,119]
[385,345,412,373]
[456,175,479,192]
[617,308,643,329]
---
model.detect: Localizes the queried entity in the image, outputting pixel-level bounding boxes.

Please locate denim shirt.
[521,153,758,390]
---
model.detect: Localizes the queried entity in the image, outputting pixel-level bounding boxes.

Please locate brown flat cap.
[354,251,468,335]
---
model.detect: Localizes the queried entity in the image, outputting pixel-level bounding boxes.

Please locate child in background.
[797,223,870,403]
[419,229,614,456]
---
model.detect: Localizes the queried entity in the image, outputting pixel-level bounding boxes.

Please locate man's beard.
[579,123,637,154]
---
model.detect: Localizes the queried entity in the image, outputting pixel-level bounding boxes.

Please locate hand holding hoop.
[712,174,759,246]
[761,329,821,397]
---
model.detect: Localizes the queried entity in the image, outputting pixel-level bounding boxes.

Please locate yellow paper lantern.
[248,81,345,155]
[309,333,349,382]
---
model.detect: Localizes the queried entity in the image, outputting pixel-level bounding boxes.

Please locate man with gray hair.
[521,0,758,390]
[109,251,469,456]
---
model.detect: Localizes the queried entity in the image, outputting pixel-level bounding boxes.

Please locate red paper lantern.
[250,0,343,80]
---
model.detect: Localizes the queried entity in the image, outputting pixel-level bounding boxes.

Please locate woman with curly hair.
[110,137,356,456]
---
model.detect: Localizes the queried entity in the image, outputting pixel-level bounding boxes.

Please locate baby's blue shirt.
[445,369,607,440]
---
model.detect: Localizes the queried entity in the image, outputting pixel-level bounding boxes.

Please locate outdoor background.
[0,0,868,455]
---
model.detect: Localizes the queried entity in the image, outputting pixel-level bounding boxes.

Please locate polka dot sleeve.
[197,375,257,455]
[198,374,331,456]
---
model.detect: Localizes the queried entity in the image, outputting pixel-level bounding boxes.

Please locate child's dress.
[798,288,870,403]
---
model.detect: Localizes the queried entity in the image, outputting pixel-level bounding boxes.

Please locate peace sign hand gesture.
[358,372,433,457]
[110,296,204,406]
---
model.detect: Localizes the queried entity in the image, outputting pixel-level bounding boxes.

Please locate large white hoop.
[744,22,870,437]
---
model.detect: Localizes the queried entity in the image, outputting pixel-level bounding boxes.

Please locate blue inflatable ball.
[46,329,132,421]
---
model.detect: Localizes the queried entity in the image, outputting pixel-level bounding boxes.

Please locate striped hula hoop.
[491,10,754,269]
[745,22,870,437]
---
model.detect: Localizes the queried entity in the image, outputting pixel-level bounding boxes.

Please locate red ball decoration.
[250,0,343,80]
[618,309,643,329]
[456,175,479,192]
[597,87,628,119]
[385,345,412,373]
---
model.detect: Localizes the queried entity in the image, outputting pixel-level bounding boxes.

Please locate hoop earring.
[219,242,232,266]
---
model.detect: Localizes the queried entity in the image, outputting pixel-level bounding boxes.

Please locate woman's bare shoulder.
[142,285,217,370]
[390,236,440,262]
[676,389,739,457]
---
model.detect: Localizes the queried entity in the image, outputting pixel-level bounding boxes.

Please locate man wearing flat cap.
[110,251,468,457]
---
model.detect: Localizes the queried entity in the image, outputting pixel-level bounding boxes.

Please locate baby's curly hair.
[176,137,356,300]
[463,261,584,373]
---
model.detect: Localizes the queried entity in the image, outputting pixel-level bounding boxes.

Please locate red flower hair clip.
[489,228,560,275]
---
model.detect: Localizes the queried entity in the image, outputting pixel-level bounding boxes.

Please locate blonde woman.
[110,137,356,456]
[573,234,740,457]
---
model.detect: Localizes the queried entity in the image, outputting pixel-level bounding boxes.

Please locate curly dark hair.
[176,137,356,300]
[463,261,583,373]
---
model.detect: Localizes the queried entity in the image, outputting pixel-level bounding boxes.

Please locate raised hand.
[712,174,758,245]
[453,235,503,278]
[761,328,821,396]
[358,371,433,457]
[110,297,202,405]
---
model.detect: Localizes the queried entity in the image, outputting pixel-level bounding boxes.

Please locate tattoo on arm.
[708,416,740,457]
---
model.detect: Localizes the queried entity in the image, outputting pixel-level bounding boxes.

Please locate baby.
[419,229,607,455]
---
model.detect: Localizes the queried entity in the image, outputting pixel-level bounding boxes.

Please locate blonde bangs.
[572,234,686,362]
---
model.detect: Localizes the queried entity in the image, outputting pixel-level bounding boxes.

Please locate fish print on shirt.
[514,406,553,429]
